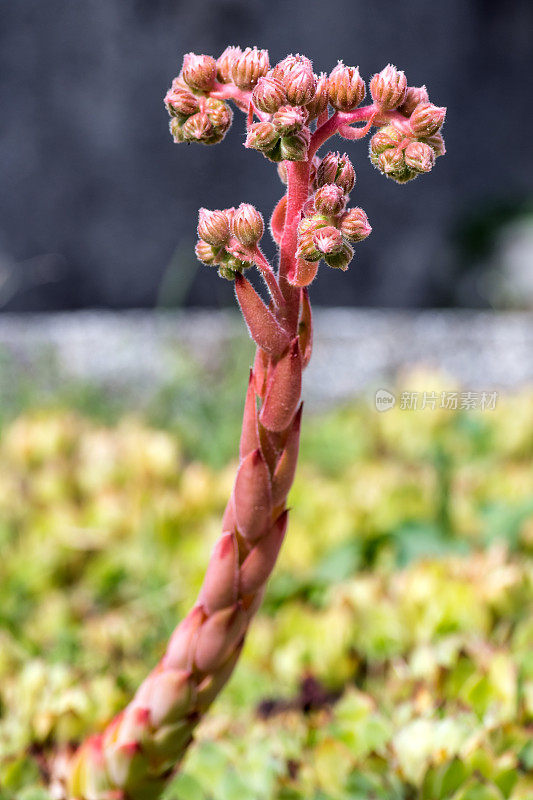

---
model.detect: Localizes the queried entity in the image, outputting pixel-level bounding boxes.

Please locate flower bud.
[299,215,327,236]
[296,232,322,262]
[369,64,407,110]
[404,141,435,173]
[339,208,372,242]
[164,87,200,118]
[204,98,232,136]
[198,208,231,246]
[216,46,242,83]
[377,148,406,176]
[279,129,310,161]
[284,61,317,106]
[245,122,279,152]
[314,184,346,217]
[231,47,270,90]
[169,117,185,143]
[195,239,220,265]
[423,132,446,158]
[271,54,312,84]
[232,203,264,247]
[181,112,217,143]
[181,53,217,92]
[369,124,403,155]
[409,102,446,136]
[305,72,329,120]
[316,152,355,193]
[327,62,366,111]
[398,85,429,117]
[313,225,344,255]
[325,241,354,270]
[252,76,286,113]
[272,105,306,135]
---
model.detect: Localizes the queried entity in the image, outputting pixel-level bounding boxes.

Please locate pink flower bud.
[284,61,317,106]
[252,76,287,113]
[181,112,216,143]
[271,54,312,84]
[423,132,446,158]
[314,184,346,217]
[316,152,355,193]
[204,98,233,133]
[409,102,446,136]
[369,64,407,110]
[164,87,200,118]
[216,45,242,84]
[195,239,220,265]
[327,62,366,111]
[305,72,329,119]
[245,121,279,151]
[279,130,310,162]
[181,52,217,92]
[404,141,435,173]
[313,225,344,255]
[231,47,270,90]
[398,85,429,117]
[232,203,264,246]
[272,105,306,135]
[339,208,372,242]
[197,208,230,246]
[325,240,354,270]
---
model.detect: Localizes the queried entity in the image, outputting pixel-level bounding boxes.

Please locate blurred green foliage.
[0,366,532,799]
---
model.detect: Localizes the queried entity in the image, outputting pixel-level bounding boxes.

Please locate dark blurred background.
[1,0,533,312]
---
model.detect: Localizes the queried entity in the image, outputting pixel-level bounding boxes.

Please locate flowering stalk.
[63,49,445,800]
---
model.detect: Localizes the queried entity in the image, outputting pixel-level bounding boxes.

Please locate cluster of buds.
[164,54,233,144]
[245,54,328,162]
[292,151,371,285]
[368,69,446,183]
[195,204,264,279]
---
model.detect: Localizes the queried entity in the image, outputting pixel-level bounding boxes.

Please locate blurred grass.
[0,355,532,799]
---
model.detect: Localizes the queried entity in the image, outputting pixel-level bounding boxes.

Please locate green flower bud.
[204,98,233,135]
[279,129,310,161]
[324,240,354,270]
[245,122,279,151]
